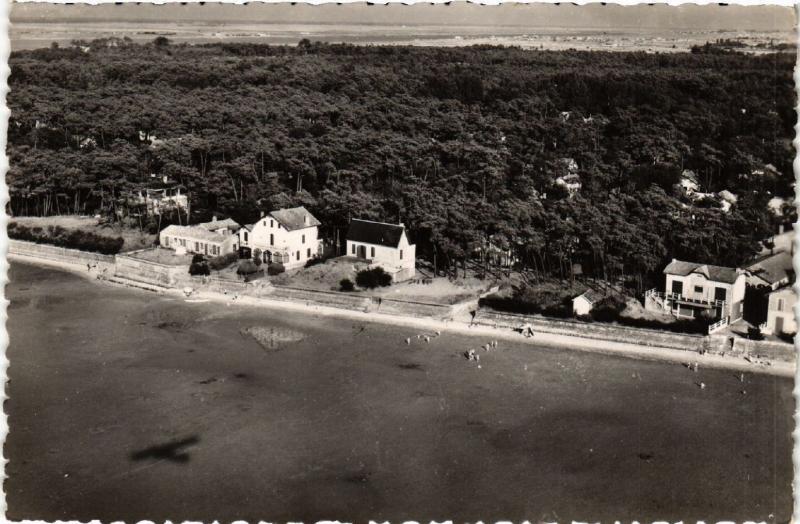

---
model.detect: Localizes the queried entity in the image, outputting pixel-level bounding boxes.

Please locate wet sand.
[5,261,794,522]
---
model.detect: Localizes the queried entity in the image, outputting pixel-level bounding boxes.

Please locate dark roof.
[746,251,794,285]
[663,259,741,284]
[269,206,321,231]
[576,288,605,305]
[197,217,240,232]
[346,219,407,248]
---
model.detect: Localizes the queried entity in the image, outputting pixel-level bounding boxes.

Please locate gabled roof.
[746,251,794,286]
[269,206,321,231]
[576,288,605,305]
[161,224,228,244]
[197,218,240,232]
[663,259,741,284]
[347,219,407,248]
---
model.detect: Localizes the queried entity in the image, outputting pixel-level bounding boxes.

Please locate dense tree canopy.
[7,38,795,286]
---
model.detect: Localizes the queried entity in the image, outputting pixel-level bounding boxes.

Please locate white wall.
[346,231,415,271]
[766,289,797,335]
[572,296,593,316]
[160,230,237,256]
[242,217,319,268]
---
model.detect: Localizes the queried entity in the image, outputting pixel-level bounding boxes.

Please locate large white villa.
[239,206,322,269]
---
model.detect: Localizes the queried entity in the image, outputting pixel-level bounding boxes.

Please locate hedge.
[8,222,124,255]
[208,251,239,271]
[356,267,392,288]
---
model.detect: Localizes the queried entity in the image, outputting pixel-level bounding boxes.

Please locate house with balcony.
[131,175,188,215]
[345,219,416,282]
[645,259,746,328]
[238,206,322,270]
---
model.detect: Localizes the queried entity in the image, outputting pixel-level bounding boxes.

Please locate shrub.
[237,259,260,275]
[189,261,210,276]
[267,262,285,276]
[8,221,124,255]
[590,295,627,323]
[356,267,392,288]
[191,253,205,264]
[747,327,764,341]
[253,248,263,266]
[339,278,355,292]
[479,286,574,318]
[208,251,238,271]
[305,256,324,268]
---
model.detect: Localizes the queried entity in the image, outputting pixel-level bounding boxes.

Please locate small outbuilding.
[572,288,604,316]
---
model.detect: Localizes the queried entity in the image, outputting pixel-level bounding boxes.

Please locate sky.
[10,2,796,32]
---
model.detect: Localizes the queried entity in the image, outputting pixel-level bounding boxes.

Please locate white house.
[238,206,322,270]
[645,259,746,325]
[160,217,240,257]
[346,219,416,282]
[762,285,797,337]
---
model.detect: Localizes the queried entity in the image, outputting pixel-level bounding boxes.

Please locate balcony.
[645,289,727,309]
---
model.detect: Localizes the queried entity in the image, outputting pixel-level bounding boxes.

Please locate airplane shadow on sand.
[130,436,200,464]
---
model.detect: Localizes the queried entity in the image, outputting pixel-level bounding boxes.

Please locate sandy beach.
[5,259,794,521]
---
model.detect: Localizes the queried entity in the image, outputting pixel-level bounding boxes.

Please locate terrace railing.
[645,289,727,309]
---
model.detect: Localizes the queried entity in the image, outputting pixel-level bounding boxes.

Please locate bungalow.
[238,206,322,270]
[761,285,797,337]
[645,259,746,324]
[160,217,241,257]
[346,219,416,282]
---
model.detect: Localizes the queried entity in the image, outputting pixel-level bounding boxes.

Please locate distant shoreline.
[10,21,795,53]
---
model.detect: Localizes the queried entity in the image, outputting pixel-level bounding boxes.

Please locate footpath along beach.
[8,250,795,378]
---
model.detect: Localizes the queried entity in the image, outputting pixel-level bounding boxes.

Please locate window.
[671,281,683,295]
[263,220,266,227]
[777,298,785,312]
[352,244,355,255]
[164,236,170,247]
[296,251,300,261]
[270,220,273,228]
[307,248,311,258]
[400,249,403,260]
[714,287,727,302]
[371,247,375,258]
[195,242,199,251]
[244,232,248,242]
[694,285,703,294]
[270,234,274,246]
[302,234,305,244]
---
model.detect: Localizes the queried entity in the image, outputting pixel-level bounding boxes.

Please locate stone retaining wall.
[114,253,186,287]
[733,338,796,363]
[476,310,719,352]
[476,310,793,361]
[10,239,115,269]
[267,285,371,311]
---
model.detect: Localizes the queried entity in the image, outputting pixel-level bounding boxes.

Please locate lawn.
[270,256,493,304]
[12,215,156,252]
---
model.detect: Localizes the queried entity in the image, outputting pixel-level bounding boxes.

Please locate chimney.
[260,211,265,218]
[162,175,168,184]
[211,216,217,222]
